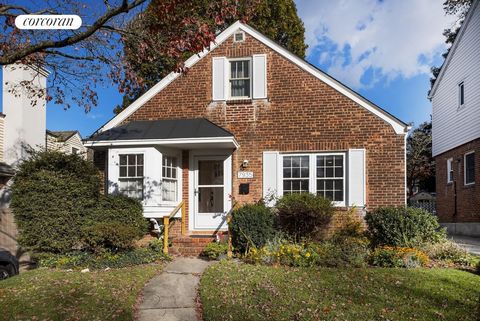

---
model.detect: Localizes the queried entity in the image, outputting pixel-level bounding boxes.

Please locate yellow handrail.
[162,200,186,254]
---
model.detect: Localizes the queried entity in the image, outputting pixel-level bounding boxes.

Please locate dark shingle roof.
[0,162,15,177]
[46,130,79,142]
[88,118,233,141]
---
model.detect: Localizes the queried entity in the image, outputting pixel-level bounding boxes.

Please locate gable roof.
[46,130,80,142]
[429,0,479,98]
[89,118,234,141]
[98,21,408,135]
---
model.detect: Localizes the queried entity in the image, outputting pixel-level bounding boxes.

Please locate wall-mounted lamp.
[242,159,249,168]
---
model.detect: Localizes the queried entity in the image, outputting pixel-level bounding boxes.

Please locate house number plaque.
[237,171,254,179]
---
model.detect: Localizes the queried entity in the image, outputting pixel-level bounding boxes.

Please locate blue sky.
[40,0,458,137]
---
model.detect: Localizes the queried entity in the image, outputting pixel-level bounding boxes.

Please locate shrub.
[421,240,473,266]
[11,151,100,253]
[230,202,276,253]
[477,260,480,274]
[11,150,148,254]
[87,195,147,238]
[201,242,229,260]
[36,247,169,270]
[365,206,445,248]
[245,236,369,268]
[81,222,140,253]
[276,193,334,241]
[369,246,429,268]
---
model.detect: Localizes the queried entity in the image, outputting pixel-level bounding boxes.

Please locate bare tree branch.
[0,0,147,65]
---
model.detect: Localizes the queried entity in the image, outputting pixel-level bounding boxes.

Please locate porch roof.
[84,118,238,149]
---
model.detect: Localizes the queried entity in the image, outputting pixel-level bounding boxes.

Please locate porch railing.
[162,201,186,254]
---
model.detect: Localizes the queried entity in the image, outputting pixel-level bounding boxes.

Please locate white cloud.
[296,0,458,88]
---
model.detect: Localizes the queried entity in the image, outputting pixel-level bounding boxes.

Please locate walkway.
[137,257,213,321]
[450,235,480,256]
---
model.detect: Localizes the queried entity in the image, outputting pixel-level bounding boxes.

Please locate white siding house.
[430,0,480,157]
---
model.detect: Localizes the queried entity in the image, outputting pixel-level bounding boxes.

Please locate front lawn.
[200,261,480,321]
[0,264,163,321]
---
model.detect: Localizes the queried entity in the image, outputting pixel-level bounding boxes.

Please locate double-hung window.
[162,156,178,202]
[447,158,453,183]
[316,155,345,202]
[465,151,475,185]
[281,153,345,204]
[229,59,251,99]
[119,154,144,199]
[283,156,309,194]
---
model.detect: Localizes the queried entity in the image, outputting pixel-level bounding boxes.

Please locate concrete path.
[449,235,480,256]
[137,258,214,321]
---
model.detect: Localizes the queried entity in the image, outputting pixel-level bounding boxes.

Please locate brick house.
[85,21,408,253]
[429,0,480,237]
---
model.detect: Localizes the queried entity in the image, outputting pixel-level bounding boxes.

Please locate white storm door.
[193,156,230,230]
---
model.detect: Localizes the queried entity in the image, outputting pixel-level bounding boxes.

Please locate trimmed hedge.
[11,151,146,254]
[230,202,276,253]
[365,206,445,248]
[276,193,334,241]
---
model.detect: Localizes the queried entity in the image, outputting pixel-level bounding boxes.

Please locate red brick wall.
[99,32,406,222]
[435,138,479,223]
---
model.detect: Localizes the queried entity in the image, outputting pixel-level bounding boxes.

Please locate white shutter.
[252,54,267,99]
[263,151,278,206]
[212,57,227,101]
[348,149,366,207]
[107,149,119,195]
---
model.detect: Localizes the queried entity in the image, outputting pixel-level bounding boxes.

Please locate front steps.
[170,235,215,257]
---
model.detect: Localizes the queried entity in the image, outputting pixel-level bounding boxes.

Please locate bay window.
[119,154,144,199]
[162,155,178,202]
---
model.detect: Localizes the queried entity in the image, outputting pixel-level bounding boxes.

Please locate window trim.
[233,31,245,42]
[118,153,144,200]
[464,150,475,186]
[280,152,346,207]
[458,81,465,109]
[161,154,179,204]
[228,57,252,100]
[447,158,453,184]
[71,147,79,155]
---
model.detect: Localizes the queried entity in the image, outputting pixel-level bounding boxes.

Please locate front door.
[193,156,231,230]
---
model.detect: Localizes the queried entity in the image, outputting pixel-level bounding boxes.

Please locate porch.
[84,118,239,255]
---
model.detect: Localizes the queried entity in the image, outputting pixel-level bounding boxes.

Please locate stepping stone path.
[137,258,214,321]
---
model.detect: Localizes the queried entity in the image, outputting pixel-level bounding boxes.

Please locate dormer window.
[234,31,245,42]
[229,59,251,99]
[458,81,465,108]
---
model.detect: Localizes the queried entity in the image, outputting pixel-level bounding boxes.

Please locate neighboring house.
[429,0,480,237]
[85,21,409,253]
[0,64,48,261]
[46,130,87,158]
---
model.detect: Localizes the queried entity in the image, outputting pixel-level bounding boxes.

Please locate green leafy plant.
[276,193,334,241]
[369,246,429,268]
[421,240,473,266]
[230,202,276,253]
[365,206,445,248]
[201,242,228,260]
[11,150,147,254]
[81,222,139,253]
[36,247,169,270]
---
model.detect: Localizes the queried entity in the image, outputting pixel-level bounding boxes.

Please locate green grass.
[0,264,163,321]
[200,261,480,321]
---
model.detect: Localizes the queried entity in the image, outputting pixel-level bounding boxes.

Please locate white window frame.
[233,31,245,42]
[118,153,144,200]
[447,158,453,183]
[162,154,179,204]
[458,81,465,109]
[464,150,475,186]
[279,152,346,207]
[228,57,252,100]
